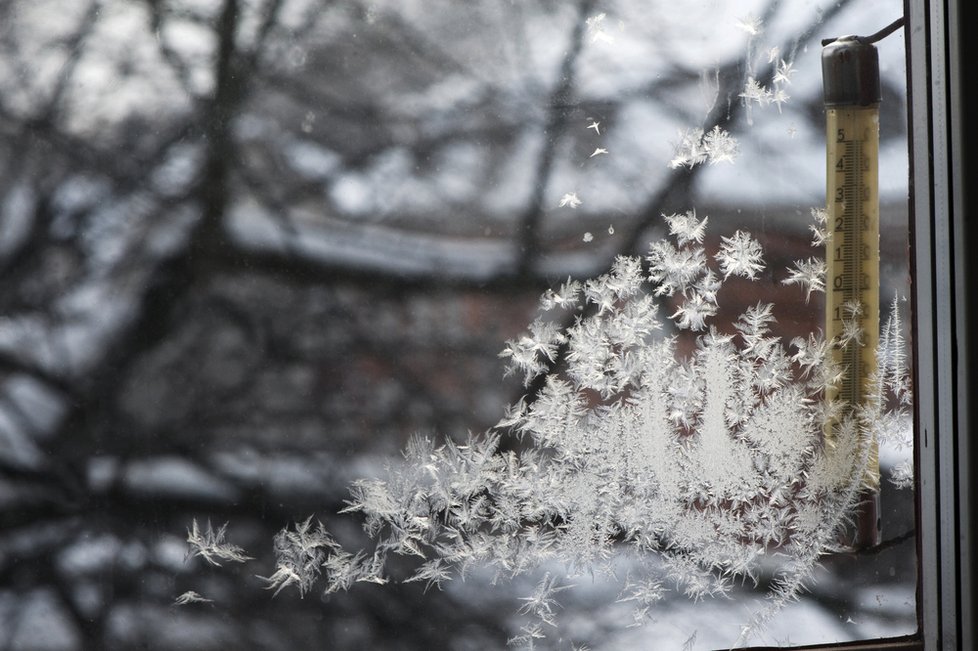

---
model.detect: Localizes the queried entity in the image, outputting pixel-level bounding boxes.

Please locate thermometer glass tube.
[822,36,881,548]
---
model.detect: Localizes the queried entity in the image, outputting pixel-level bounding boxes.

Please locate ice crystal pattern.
[669,126,739,169]
[185,519,252,567]
[197,212,912,648]
[735,14,795,124]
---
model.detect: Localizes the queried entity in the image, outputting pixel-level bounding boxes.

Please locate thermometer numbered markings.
[825,108,879,412]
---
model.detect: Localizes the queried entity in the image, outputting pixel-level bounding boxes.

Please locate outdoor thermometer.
[821,22,896,549]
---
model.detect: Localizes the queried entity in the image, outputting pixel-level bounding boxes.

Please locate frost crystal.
[809,213,831,246]
[717,230,765,279]
[663,210,708,246]
[669,126,738,169]
[559,192,582,208]
[774,59,796,85]
[740,77,772,107]
[702,126,739,164]
[539,278,581,312]
[173,590,212,606]
[783,257,827,302]
[185,519,252,567]
[838,299,866,348]
[517,573,572,626]
[585,13,614,44]
[741,56,794,122]
[198,217,911,648]
[735,14,763,36]
[771,87,790,112]
[890,461,914,489]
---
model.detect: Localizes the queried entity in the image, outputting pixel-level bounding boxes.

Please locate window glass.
[0,0,913,649]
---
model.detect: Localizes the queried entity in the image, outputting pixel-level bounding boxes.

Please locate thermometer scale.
[821,30,889,549]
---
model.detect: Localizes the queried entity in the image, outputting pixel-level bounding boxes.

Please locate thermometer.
[822,34,883,548]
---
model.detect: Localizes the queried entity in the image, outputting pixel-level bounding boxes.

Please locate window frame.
[749,0,976,648]
[907,0,977,649]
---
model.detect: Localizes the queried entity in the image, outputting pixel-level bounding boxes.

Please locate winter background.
[0,0,913,649]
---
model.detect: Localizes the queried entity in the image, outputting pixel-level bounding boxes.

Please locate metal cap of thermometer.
[822,37,881,107]
[821,35,882,549]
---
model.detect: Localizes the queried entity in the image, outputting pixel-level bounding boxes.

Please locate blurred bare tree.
[0,0,911,649]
